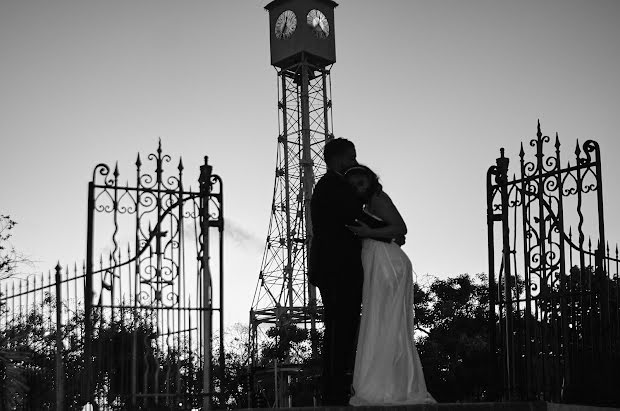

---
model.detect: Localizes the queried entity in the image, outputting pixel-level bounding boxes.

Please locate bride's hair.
[344,165,383,201]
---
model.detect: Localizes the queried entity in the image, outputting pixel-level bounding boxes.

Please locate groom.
[309,138,364,406]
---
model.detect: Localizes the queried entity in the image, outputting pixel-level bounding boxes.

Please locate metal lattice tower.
[250,60,333,361]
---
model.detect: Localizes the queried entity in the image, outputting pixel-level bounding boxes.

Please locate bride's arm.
[347,191,407,240]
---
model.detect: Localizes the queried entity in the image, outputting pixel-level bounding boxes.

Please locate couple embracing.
[309,138,436,406]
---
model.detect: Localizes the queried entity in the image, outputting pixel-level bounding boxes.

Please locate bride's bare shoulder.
[372,190,394,205]
[368,190,395,214]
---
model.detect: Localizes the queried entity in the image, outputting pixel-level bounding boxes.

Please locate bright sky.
[1,0,619,327]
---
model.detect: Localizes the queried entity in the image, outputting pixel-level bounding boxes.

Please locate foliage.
[249,320,323,408]
[503,265,620,407]
[0,293,195,410]
[259,322,316,365]
[0,294,58,409]
[0,215,32,409]
[212,323,251,409]
[415,273,492,402]
[6,266,616,408]
[0,215,33,281]
[0,323,31,410]
[0,215,18,280]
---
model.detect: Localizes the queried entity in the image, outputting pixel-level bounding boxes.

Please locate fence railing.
[1,263,87,410]
[1,142,225,411]
[487,123,620,407]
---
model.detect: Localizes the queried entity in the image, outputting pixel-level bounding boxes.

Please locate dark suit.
[309,170,364,405]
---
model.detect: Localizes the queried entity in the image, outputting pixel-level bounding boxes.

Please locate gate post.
[592,141,610,361]
[487,163,499,400]
[496,149,515,400]
[84,179,95,406]
[200,156,213,411]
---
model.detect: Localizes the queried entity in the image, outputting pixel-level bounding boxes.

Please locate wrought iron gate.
[83,142,224,410]
[486,122,620,406]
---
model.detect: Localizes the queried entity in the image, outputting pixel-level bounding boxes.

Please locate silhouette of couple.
[309,138,436,406]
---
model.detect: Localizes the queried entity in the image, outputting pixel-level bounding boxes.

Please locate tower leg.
[250,59,334,406]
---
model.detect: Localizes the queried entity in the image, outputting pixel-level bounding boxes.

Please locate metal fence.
[486,122,620,406]
[0,142,224,410]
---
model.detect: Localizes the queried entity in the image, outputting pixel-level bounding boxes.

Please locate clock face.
[275,10,297,40]
[307,9,330,39]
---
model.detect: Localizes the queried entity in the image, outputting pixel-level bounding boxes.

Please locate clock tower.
[266,0,337,68]
[250,0,338,406]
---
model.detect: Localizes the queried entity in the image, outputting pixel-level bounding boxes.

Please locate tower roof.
[264,0,338,12]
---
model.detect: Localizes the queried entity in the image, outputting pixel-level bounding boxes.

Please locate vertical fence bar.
[132,154,142,408]
[177,159,185,403]
[84,179,95,406]
[55,263,65,411]
[217,177,226,408]
[509,182,522,399]
[519,143,535,400]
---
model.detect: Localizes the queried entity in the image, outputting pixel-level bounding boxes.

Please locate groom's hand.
[345,220,372,237]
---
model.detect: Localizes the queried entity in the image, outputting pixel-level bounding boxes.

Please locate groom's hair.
[324,138,355,166]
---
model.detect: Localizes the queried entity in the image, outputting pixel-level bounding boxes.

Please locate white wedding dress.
[349,238,436,406]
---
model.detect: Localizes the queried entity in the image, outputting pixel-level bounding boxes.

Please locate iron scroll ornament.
[490,137,602,297]
[88,144,223,309]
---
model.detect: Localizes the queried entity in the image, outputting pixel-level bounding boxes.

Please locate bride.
[343,165,436,406]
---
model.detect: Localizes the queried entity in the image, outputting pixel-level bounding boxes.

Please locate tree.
[248,321,323,408]
[415,273,492,402]
[0,214,33,281]
[0,215,17,279]
[0,215,32,409]
[0,326,30,410]
[212,323,252,409]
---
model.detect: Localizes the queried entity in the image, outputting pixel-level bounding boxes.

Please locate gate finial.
[496,148,509,182]
[606,241,610,256]
[575,139,581,157]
